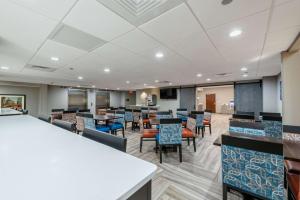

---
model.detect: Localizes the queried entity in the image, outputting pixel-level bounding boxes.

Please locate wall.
[262,76,280,113]
[136,88,180,114]
[277,74,282,114]
[110,91,125,108]
[282,50,300,126]
[47,85,68,113]
[196,85,234,113]
[87,89,96,114]
[124,91,136,106]
[0,82,41,117]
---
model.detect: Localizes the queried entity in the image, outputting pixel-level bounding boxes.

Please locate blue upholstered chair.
[83,114,110,133]
[262,116,282,139]
[156,118,182,163]
[155,111,172,129]
[222,134,284,200]
[109,111,125,138]
[124,109,134,130]
[191,111,205,137]
[229,121,265,136]
[132,109,141,131]
[176,108,188,123]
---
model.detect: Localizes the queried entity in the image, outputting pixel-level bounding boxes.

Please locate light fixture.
[92,85,95,88]
[206,78,211,81]
[51,57,59,61]
[117,88,120,90]
[105,88,108,90]
[0,66,9,70]
[155,80,159,83]
[155,52,164,58]
[169,82,172,85]
[104,68,110,73]
[78,76,83,80]
[126,81,130,84]
[144,83,147,86]
[196,73,202,77]
[241,67,247,71]
[77,85,81,88]
[229,29,242,37]
[243,74,248,77]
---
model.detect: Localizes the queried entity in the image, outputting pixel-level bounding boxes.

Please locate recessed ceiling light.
[155,52,164,58]
[155,80,159,83]
[0,66,9,70]
[117,88,120,90]
[229,29,242,37]
[78,76,83,80]
[243,74,248,77]
[92,85,95,88]
[197,73,202,77]
[169,82,172,85]
[206,78,211,81]
[241,67,247,71]
[126,81,130,84]
[105,88,108,90]
[51,57,59,61]
[77,85,80,88]
[104,68,110,73]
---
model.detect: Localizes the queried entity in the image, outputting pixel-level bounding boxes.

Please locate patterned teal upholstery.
[229,126,265,136]
[262,120,282,139]
[125,111,134,122]
[195,114,204,128]
[156,114,172,120]
[222,145,284,200]
[114,113,125,124]
[177,111,188,121]
[158,123,182,145]
[83,117,96,129]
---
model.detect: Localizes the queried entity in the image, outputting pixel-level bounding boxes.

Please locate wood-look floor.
[124,114,242,200]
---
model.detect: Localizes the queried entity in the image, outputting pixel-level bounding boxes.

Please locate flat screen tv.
[160,88,177,99]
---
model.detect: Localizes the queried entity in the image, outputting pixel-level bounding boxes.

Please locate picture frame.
[0,94,26,110]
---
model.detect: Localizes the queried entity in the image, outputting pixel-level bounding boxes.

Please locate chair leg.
[179,144,182,162]
[155,140,158,153]
[193,137,196,152]
[223,184,228,200]
[125,122,127,129]
[187,138,190,145]
[140,137,143,152]
[131,122,134,130]
[122,128,125,138]
[159,145,162,163]
[209,124,212,135]
[202,127,204,138]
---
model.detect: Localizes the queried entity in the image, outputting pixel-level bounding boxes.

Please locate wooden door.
[206,94,216,113]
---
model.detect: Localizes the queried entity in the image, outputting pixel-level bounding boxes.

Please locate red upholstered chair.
[182,117,196,152]
[139,119,158,152]
[285,160,300,200]
[203,110,212,135]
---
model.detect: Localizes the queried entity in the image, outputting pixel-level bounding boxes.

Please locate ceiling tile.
[63,0,135,41]
[29,40,87,69]
[187,0,271,29]
[269,0,300,33]
[0,0,58,52]
[8,0,77,20]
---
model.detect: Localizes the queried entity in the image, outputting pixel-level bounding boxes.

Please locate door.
[206,94,216,113]
[180,88,196,112]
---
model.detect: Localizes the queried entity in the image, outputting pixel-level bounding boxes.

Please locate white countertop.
[0,115,157,200]
[0,108,22,116]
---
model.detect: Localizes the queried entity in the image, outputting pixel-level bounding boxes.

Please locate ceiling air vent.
[25,65,57,72]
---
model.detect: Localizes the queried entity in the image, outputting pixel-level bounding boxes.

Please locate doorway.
[206,94,216,113]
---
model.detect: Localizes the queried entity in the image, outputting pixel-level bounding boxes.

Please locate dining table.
[94,114,121,125]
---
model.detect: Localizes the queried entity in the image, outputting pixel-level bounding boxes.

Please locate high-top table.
[0,108,22,116]
[0,115,157,200]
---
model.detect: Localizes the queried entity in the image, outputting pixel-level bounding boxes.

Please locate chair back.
[38,115,51,123]
[191,111,204,127]
[106,110,115,116]
[78,109,90,113]
[141,107,149,119]
[124,109,134,122]
[262,116,282,139]
[229,121,265,136]
[82,114,96,130]
[132,109,141,123]
[260,112,281,117]
[51,108,64,113]
[118,107,125,111]
[114,111,125,124]
[236,111,255,116]
[156,111,172,119]
[53,119,76,132]
[186,117,196,132]
[283,125,300,141]
[232,114,255,122]
[159,118,182,145]
[204,110,212,121]
[176,108,188,118]
[62,110,77,124]
[83,128,127,152]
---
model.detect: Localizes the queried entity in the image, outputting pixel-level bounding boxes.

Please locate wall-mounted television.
[160,88,177,99]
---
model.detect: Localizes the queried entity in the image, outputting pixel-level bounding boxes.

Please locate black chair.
[78,109,90,113]
[38,115,51,123]
[232,114,255,121]
[53,119,76,132]
[51,108,64,112]
[260,112,281,117]
[83,128,127,152]
[20,109,28,114]
[236,111,255,116]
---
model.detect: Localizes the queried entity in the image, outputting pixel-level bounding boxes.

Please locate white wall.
[109,91,125,108]
[87,89,96,114]
[196,85,234,113]
[47,86,68,113]
[277,74,282,114]
[263,76,280,113]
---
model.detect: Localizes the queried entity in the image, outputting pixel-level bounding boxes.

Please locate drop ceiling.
[0,0,299,90]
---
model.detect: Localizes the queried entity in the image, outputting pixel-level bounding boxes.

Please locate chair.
[262,115,282,139]
[231,114,255,123]
[132,109,141,131]
[83,114,110,133]
[109,111,125,138]
[62,110,77,124]
[260,112,281,117]
[285,160,300,200]
[141,107,150,128]
[53,119,76,132]
[38,115,51,123]
[51,108,64,123]
[182,117,196,152]
[124,109,134,130]
[156,118,183,163]
[203,110,212,135]
[75,113,85,133]
[83,128,127,152]
[156,111,172,119]
[191,111,205,137]
[78,109,90,113]
[176,108,188,127]
[236,111,255,116]
[139,119,158,152]
[229,121,265,136]
[118,106,126,111]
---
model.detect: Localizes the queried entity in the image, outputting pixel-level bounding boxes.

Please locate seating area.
[0,1,300,200]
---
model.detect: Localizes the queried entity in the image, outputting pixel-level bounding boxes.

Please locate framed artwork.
[0,94,26,110]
